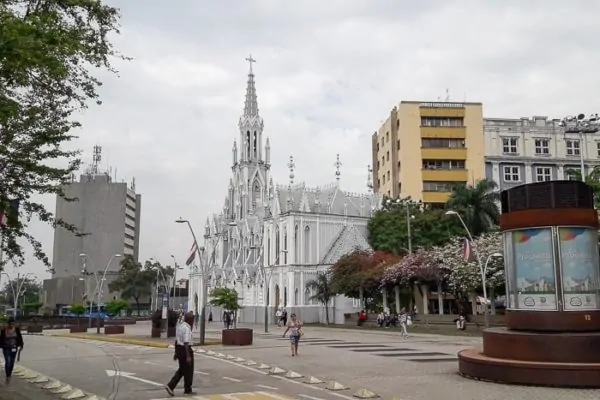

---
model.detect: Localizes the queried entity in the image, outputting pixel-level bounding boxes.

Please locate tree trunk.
[324,300,330,325]
[489,286,496,315]
[359,287,364,309]
[134,298,141,316]
[437,281,444,315]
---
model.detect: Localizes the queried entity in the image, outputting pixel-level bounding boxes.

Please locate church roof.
[321,224,372,264]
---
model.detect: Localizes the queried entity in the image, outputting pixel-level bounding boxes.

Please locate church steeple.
[238,54,264,163]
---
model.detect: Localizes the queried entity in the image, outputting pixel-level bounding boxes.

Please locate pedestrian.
[281,308,288,327]
[208,311,213,323]
[0,318,23,384]
[399,307,409,339]
[275,308,282,327]
[282,313,303,357]
[165,312,195,396]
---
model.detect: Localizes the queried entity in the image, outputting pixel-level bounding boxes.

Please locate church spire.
[243,54,259,117]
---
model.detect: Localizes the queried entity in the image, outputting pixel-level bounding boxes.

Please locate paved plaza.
[6,322,600,399]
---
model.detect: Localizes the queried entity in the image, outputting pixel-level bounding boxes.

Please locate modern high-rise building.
[371,101,486,207]
[484,116,600,190]
[43,150,142,310]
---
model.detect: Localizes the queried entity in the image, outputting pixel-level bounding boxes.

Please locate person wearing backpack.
[0,318,23,384]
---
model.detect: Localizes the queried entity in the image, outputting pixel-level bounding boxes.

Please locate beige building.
[372,101,486,207]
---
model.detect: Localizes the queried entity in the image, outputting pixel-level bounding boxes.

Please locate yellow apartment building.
[371,101,486,207]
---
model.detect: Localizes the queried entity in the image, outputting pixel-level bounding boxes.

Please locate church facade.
[188,59,381,324]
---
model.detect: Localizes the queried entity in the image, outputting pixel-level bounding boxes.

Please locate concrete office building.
[484,116,600,190]
[371,101,486,206]
[43,157,142,310]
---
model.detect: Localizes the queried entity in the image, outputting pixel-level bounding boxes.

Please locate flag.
[186,242,198,266]
[463,238,472,262]
[0,199,19,227]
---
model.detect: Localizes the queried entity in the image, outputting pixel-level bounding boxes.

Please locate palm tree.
[305,272,335,325]
[446,179,500,237]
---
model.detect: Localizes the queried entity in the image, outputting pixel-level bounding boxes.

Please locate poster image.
[513,228,557,310]
[559,227,600,311]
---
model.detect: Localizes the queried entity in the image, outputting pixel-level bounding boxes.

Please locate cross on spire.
[245,54,256,74]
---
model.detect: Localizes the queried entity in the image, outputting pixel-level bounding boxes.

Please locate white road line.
[195,371,210,375]
[298,395,327,400]
[257,391,296,400]
[198,355,356,400]
[256,384,279,390]
[222,376,242,382]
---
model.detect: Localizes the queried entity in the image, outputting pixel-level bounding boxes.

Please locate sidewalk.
[50,321,222,347]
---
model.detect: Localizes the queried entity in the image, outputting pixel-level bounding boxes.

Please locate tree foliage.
[2,275,40,305]
[109,255,153,314]
[209,287,241,328]
[0,0,125,267]
[70,303,86,316]
[305,272,335,324]
[368,198,464,255]
[331,250,397,300]
[446,179,500,237]
[105,299,128,316]
[566,167,600,209]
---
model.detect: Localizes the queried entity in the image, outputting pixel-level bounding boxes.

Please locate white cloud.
[15,0,600,280]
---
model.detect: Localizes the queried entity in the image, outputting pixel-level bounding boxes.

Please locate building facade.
[43,171,142,309]
[484,116,600,190]
[189,60,381,324]
[372,101,485,206]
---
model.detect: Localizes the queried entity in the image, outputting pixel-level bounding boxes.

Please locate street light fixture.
[445,210,494,327]
[95,253,121,333]
[1,272,35,319]
[386,198,414,253]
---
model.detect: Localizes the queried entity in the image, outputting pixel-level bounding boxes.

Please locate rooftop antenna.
[92,145,102,175]
[334,154,342,184]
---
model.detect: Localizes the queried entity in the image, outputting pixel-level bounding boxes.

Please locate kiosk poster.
[559,227,599,311]
[513,228,556,310]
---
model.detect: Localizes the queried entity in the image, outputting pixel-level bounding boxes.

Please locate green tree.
[70,303,86,326]
[21,301,42,316]
[109,255,152,315]
[105,299,128,317]
[368,198,463,254]
[209,287,241,329]
[2,276,41,306]
[305,272,335,325]
[566,167,600,209]
[446,179,500,237]
[0,0,125,267]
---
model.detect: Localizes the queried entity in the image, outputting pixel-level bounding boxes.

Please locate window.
[535,167,552,182]
[597,142,600,157]
[386,132,389,142]
[566,140,580,156]
[386,171,390,180]
[502,138,518,154]
[423,181,464,192]
[396,140,400,150]
[382,175,386,184]
[420,117,464,127]
[381,156,384,166]
[386,151,389,161]
[422,160,465,169]
[421,139,465,148]
[503,166,520,182]
[534,139,550,155]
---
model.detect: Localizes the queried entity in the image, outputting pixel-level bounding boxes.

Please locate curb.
[193,347,379,398]
[7,363,104,400]
[51,334,222,348]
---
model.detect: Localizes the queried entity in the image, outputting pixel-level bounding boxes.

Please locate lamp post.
[1,272,34,319]
[386,198,414,253]
[95,253,121,333]
[445,210,503,327]
[260,250,288,333]
[176,218,209,345]
[170,255,183,306]
[79,253,104,328]
[559,114,600,180]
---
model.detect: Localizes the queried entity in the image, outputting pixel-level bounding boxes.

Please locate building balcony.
[420,107,466,118]
[421,147,467,160]
[423,191,452,204]
[420,126,466,139]
[422,169,469,182]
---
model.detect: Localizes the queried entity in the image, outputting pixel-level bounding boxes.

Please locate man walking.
[165,312,195,396]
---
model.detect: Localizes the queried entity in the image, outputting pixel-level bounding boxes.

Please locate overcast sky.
[14,0,600,280]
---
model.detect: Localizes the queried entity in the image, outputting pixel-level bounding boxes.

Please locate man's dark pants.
[167,345,194,393]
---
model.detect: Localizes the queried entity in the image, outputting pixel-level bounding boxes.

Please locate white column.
[524,162,533,184]
[491,162,500,185]
[300,271,305,305]
[382,288,388,311]
[394,286,400,313]
[278,270,284,306]
[287,270,295,307]
[557,164,565,180]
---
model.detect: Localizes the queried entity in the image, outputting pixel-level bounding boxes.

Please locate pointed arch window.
[252,181,261,211]
[294,225,299,264]
[304,288,310,305]
[246,131,251,158]
[267,228,271,265]
[275,227,280,265]
[283,228,288,264]
[303,226,311,264]
[253,131,257,159]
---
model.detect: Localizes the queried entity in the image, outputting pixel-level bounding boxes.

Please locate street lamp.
[95,253,121,333]
[260,250,288,333]
[175,217,208,345]
[386,198,414,253]
[1,271,35,319]
[559,114,600,180]
[170,255,183,305]
[445,210,494,327]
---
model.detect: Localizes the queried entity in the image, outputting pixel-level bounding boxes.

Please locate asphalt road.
[17,335,354,400]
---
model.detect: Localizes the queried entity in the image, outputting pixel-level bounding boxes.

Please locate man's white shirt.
[176,321,192,345]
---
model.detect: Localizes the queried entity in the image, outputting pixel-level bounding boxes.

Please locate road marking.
[297,395,327,400]
[198,355,356,400]
[149,391,295,399]
[105,369,163,387]
[256,384,278,390]
[222,376,242,382]
[196,370,210,375]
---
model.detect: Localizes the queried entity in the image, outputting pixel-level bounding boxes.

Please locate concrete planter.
[151,328,162,338]
[26,325,43,334]
[104,325,125,335]
[221,328,253,346]
[69,326,88,333]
